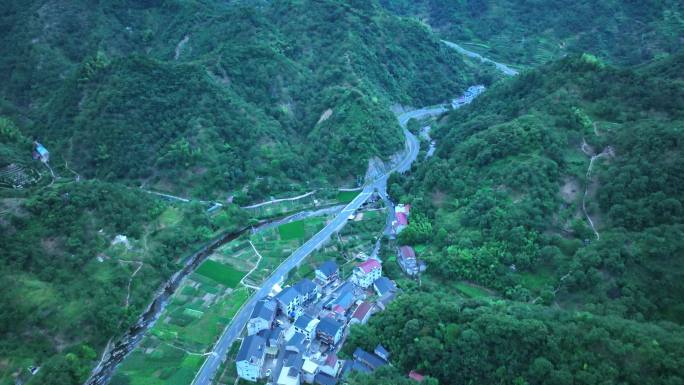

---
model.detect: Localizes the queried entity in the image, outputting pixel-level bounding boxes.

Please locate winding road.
[190,108,435,385]
[442,40,519,76]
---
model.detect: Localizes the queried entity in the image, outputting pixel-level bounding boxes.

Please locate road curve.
[441,40,519,76]
[190,107,436,385]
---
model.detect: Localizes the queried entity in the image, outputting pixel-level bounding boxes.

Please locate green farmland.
[196,260,245,288]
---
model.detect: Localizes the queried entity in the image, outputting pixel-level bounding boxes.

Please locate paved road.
[442,40,519,76]
[191,107,435,385]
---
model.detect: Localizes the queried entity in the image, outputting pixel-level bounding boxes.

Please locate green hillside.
[348,52,684,384]
[380,0,684,66]
[1,0,473,200]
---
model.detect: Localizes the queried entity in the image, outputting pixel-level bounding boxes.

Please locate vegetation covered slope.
[346,294,684,385]
[347,52,684,384]
[380,0,684,66]
[1,0,473,200]
[0,174,248,385]
[391,53,684,322]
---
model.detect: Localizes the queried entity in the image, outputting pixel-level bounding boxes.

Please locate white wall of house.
[247,318,270,336]
[237,360,261,382]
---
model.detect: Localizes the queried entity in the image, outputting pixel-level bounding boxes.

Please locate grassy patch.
[195,260,245,288]
[519,270,555,292]
[455,282,493,298]
[278,220,306,240]
[336,190,359,203]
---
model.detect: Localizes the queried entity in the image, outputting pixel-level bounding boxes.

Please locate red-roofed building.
[409,370,425,382]
[351,259,382,288]
[398,245,420,276]
[332,304,345,315]
[350,302,373,325]
[393,204,411,233]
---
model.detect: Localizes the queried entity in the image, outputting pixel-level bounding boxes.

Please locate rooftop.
[250,298,276,321]
[399,245,416,259]
[357,259,381,274]
[294,278,317,296]
[373,277,396,296]
[396,212,408,226]
[317,317,343,337]
[353,347,387,370]
[294,314,317,330]
[315,372,338,385]
[351,302,373,321]
[409,370,425,382]
[236,334,266,363]
[316,260,338,277]
[276,286,300,304]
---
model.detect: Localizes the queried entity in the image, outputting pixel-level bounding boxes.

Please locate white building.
[236,334,267,382]
[293,314,320,340]
[351,259,382,288]
[247,298,276,336]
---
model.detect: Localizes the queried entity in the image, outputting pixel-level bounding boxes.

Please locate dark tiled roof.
[353,348,387,370]
[236,334,266,363]
[250,298,276,321]
[276,287,300,305]
[373,277,396,296]
[294,314,315,329]
[294,278,317,296]
[315,372,338,385]
[285,351,304,370]
[374,344,390,361]
[286,332,306,353]
[317,317,343,337]
[317,260,339,277]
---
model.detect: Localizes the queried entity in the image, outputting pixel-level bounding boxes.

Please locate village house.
[314,372,338,385]
[32,142,49,163]
[373,277,397,297]
[294,278,319,304]
[302,358,319,383]
[315,260,339,286]
[276,286,303,320]
[352,347,387,371]
[247,298,276,335]
[278,351,304,385]
[320,354,341,377]
[392,204,410,233]
[285,332,307,354]
[316,317,344,346]
[351,259,382,288]
[350,302,373,325]
[293,314,320,340]
[260,326,282,356]
[397,246,420,276]
[236,334,267,382]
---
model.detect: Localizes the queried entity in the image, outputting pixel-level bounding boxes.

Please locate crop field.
[278,220,306,240]
[113,240,253,385]
[196,260,245,288]
[336,190,359,203]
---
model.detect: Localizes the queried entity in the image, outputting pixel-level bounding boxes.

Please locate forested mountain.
[1,0,474,200]
[380,0,684,66]
[0,1,479,384]
[348,52,684,384]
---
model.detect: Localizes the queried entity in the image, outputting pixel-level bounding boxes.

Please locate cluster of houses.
[236,257,400,385]
[392,204,426,278]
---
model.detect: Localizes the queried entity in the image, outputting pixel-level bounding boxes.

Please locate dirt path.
[119,260,144,308]
[238,241,264,290]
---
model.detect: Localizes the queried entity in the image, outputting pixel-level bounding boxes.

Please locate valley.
[0,2,683,385]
